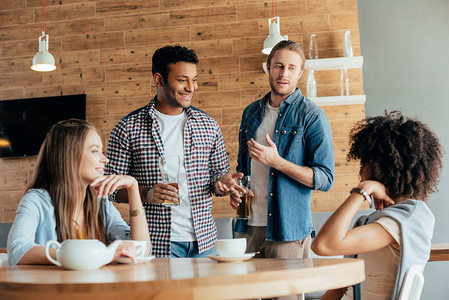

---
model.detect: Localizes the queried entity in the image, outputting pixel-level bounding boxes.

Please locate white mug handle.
[135,244,145,257]
[45,240,62,267]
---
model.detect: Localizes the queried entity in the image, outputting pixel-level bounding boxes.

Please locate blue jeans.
[170,241,216,258]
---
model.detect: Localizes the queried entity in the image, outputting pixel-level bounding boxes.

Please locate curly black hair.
[152,45,198,83]
[347,111,443,201]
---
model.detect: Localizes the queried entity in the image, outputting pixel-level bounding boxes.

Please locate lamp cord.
[43,0,45,32]
[272,0,275,18]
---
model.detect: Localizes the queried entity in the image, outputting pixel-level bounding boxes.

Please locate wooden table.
[430,243,449,262]
[0,257,364,300]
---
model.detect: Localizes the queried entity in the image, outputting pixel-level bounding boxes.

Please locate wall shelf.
[309,95,366,106]
[305,56,363,71]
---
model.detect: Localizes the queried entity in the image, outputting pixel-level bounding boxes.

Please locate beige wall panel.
[100,46,158,65]
[0,172,28,189]
[316,82,364,98]
[186,40,234,57]
[239,54,266,72]
[161,0,225,9]
[0,57,34,73]
[321,104,365,119]
[219,72,267,90]
[1,37,62,58]
[106,96,151,116]
[237,0,306,20]
[192,91,241,108]
[197,56,239,75]
[329,174,359,193]
[105,12,170,32]
[63,32,124,51]
[0,71,42,89]
[0,8,33,26]
[306,0,358,14]
[259,15,330,36]
[332,137,351,156]
[233,37,264,55]
[0,89,23,100]
[170,6,236,26]
[311,68,362,85]
[43,66,104,85]
[0,189,25,206]
[105,63,152,82]
[329,13,359,30]
[125,26,191,46]
[23,84,86,98]
[0,0,25,10]
[221,125,239,144]
[45,18,105,37]
[34,3,95,22]
[26,0,82,7]
[0,23,42,41]
[222,107,244,126]
[191,21,259,41]
[86,99,106,117]
[241,88,268,106]
[197,74,219,91]
[59,50,100,68]
[95,0,158,17]
[86,80,151,100]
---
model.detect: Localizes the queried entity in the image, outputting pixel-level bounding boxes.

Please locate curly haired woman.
[312,111,442,300]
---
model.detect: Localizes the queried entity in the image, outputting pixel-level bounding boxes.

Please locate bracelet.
[129,207,145,217]
[350,187,373,207]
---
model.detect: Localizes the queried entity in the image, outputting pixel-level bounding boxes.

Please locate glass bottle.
[340,68,350,96]
[307,70,317,98]
[308,34,318,59]
[343,31,353,58]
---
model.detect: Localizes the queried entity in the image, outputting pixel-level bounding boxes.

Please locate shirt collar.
[262,88,303,108]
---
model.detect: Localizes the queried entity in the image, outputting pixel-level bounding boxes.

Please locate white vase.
[343,31,353,58]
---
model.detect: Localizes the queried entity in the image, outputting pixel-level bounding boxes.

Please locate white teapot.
[45,239,122,270]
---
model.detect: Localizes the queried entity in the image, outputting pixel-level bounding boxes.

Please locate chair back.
[0,253,8,268]
[398,264,425,300]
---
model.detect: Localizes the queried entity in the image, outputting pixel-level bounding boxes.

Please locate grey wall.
[357,0,449,298]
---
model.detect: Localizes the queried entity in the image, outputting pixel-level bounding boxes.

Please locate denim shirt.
[235,89,334,241]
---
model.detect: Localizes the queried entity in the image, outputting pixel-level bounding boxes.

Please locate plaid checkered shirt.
[105,97,230,257]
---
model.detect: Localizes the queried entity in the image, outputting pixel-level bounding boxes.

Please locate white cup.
[123,240,147,257]
[215,238,246,257]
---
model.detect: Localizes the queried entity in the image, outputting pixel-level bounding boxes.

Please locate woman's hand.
[91,175,138,199]
[111,241,138,264]
[357,180,395,209]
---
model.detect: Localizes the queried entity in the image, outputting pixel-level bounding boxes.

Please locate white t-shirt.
[154,109,196,241]
[342,217,401,300]
[249,102,279,226]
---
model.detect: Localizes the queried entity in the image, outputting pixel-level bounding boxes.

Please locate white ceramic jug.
[45,239,122,270]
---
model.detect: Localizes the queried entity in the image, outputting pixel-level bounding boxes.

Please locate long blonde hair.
[29,119,106,242]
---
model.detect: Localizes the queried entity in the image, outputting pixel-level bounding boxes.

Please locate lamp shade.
[262,17,288,54]
[31,32,56,72]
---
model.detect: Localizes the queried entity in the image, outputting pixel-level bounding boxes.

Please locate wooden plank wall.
[0,0,365,222]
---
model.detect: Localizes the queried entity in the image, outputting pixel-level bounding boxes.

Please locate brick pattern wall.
[0,0,365,221]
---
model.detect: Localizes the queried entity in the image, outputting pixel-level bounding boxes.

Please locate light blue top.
[7,189,130,265]
[235,88,334,241]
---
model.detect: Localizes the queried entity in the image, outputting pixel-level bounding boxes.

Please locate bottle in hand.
[236,176,251,220]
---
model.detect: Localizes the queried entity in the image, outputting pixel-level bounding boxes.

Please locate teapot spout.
[104,240,122,265]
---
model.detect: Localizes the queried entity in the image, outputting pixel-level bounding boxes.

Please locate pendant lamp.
[261,0,288,55]
[31,0,56,72]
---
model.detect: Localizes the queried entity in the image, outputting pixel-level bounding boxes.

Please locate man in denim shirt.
[232,41,334,269]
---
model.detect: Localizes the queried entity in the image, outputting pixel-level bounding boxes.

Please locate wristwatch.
[350,187,373,207]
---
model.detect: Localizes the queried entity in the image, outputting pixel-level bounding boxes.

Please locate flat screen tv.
[0,94,86,158]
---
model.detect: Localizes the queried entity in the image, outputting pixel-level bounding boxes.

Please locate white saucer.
[207,253,256,262]
[116,255,155,264]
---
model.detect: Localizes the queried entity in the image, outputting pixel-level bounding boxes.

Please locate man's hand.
[248,133,280,167]
[213,172,246,197]
[147,183,179,204]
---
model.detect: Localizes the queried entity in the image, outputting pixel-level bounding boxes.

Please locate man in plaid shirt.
[105,45,243,257]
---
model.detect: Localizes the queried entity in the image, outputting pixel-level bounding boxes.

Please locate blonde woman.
[7,119,150,265]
